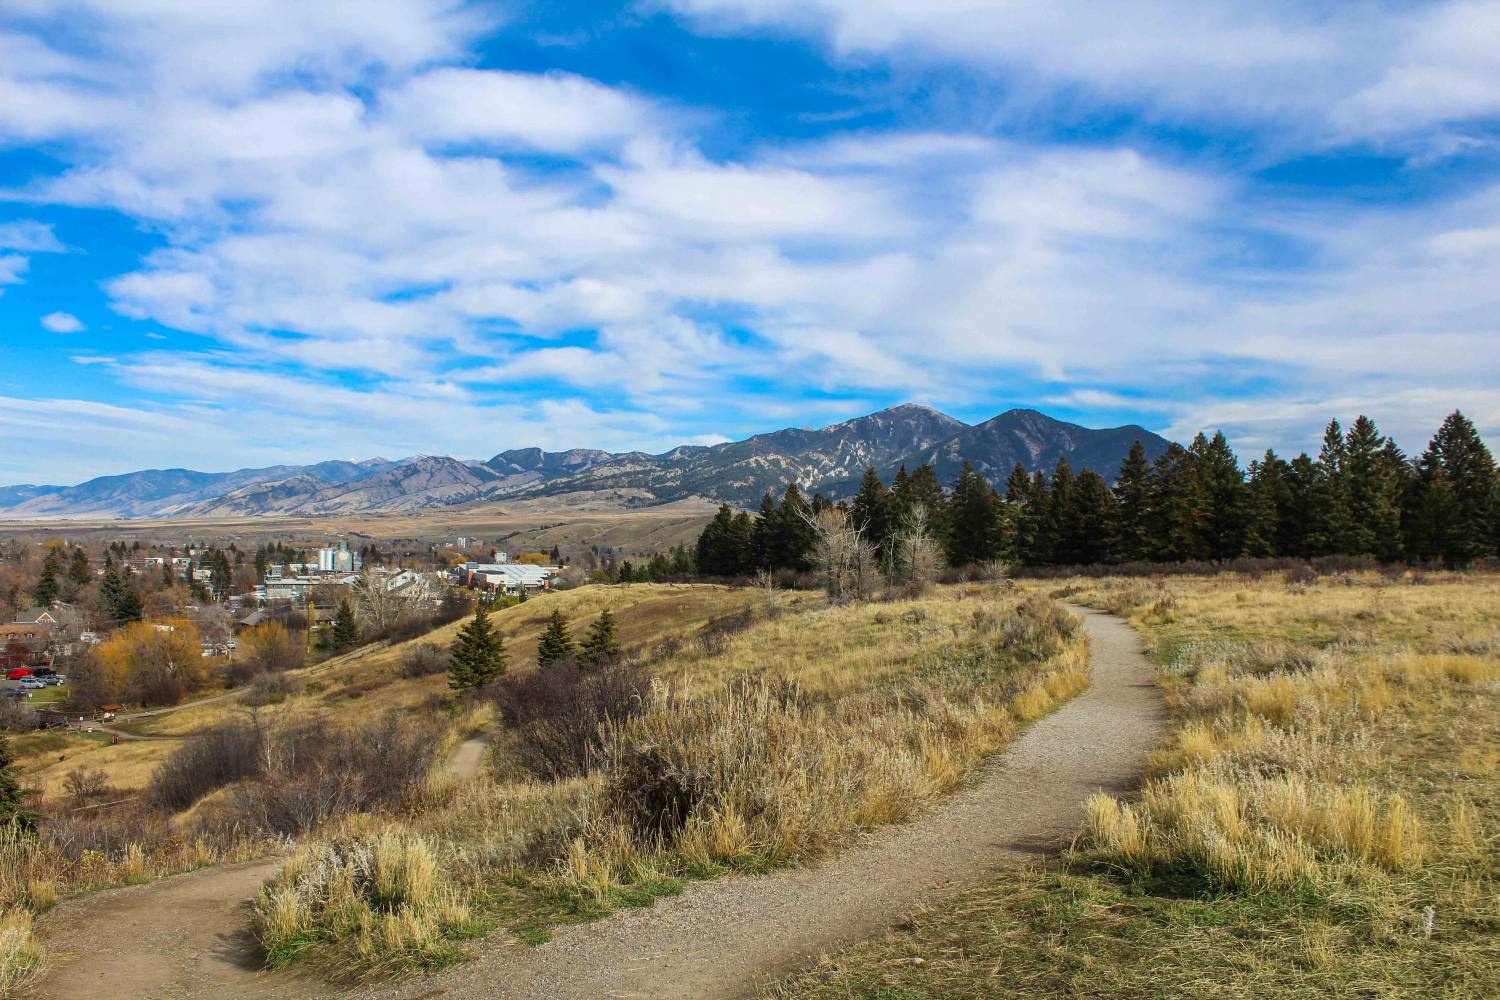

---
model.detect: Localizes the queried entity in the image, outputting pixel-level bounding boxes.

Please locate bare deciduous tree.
[805,507,879,603]
[888,502,943,596]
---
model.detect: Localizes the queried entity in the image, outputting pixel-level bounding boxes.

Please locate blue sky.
[1,0,1498,486]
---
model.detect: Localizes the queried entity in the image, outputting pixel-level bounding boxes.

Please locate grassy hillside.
[772,571,1500,999]
[252,583,1088,979]
[12,584,749,797]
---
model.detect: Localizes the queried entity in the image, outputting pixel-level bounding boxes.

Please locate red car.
[5,667,31,681]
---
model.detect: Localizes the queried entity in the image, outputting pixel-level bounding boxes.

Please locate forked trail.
[36,607,1165,1000]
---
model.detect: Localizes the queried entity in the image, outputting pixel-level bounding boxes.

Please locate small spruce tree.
[580,608,621,668]
[448,605,506,694]
[330,599,359,650]
[537,608,576,668]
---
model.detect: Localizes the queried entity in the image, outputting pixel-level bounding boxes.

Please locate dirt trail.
[35,605,1164,1000]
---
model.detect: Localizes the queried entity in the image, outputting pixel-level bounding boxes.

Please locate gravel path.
[34,605,1164,1000]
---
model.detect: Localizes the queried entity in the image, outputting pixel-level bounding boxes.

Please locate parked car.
[44,674,66,686]
[19,678,45,690]
[5,667,30,681]
[2,688,28,699]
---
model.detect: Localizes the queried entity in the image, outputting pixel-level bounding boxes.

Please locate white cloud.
[384,68,660,153]
[0,254,26,285]
[41,311,83,333]
[663,0,1500,147]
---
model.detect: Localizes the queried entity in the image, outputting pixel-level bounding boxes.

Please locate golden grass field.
[4,580,1087,991]
[773,570,1500,999]
[11,583,751,797]
[251,583,1088,977]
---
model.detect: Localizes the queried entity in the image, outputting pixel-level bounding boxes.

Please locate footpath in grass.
[773,572,1500,999]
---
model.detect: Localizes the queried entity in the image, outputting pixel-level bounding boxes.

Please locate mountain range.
[0,405,1171,520]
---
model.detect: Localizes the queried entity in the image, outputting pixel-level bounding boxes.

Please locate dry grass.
[773,571,1500,999]
[0,906,44,999]
[253,586,1090,976]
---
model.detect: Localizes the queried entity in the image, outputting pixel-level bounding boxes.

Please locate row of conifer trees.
[696,410,1499,572]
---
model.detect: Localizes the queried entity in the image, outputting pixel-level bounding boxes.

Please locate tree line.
[696,410,1499,572]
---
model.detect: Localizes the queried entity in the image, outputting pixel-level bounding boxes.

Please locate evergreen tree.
[67,548,91,587]
[904,465,946,528]
[1243,451,1286,557]
[1307,419,1352,555]
[1403,450,1463,564]
[99,566,141,626]
[1112,442,1155,563]
[1003,463,1043,565]
[1282,453,1318,558]
[1047,458,1080,563]
[749,492,778,570]
[0,732,34,832]
[33,565,58,607]
[696,504,753,576]
[580,608,621,668]
[537,608,576,668]
[1432,411,1497,562]
[161,561,175,589]
[1066,470,1117,565]
[330,599,359,650]
[770,483,817,571]
[1193,431,1247,561]
[1148,444,1210,561]
[944,462,1007,566]
[848,467,896,563]
[1344,416,1405,560]
[448,605,506,693]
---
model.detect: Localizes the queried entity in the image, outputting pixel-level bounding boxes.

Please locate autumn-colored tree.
[84,618,208,707]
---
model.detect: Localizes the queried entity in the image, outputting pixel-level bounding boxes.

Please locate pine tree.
[1430,411,1497,563]
[944,462,1007,566]
[904,465,946,528]
[33,566,58,607]
[537,608,576,669]
[750,492,778,570]
[696,504,752,576]
[771,484,817,572]
[1066,470,1117,565]
[1403,450,1462,564]
[330,599,359,650]
[1193,431,1247,561]
[1344,416,1405,560]
[580,608,621,668]
[1307,419,1352,555]
[1148,444,1210,561]
[1047,458,1080,564]
[1003,463,1042,564]
[67,548,91,587]
[848,467,896,563]
[1112,442,1154,563]
[0,732,34,831]
[161,561,175,589]
[1243,451,1286,557]
[448,605,506,693]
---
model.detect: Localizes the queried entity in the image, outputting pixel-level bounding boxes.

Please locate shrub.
[229,712,443,836]
[232,621,306,683]
[244,672,303,706]
[488,660,650,780]
[147,719,263,812]
[399,643,447,679]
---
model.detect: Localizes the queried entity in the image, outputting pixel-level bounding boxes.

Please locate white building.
[457,561,553,596]
[316,539,359,574]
